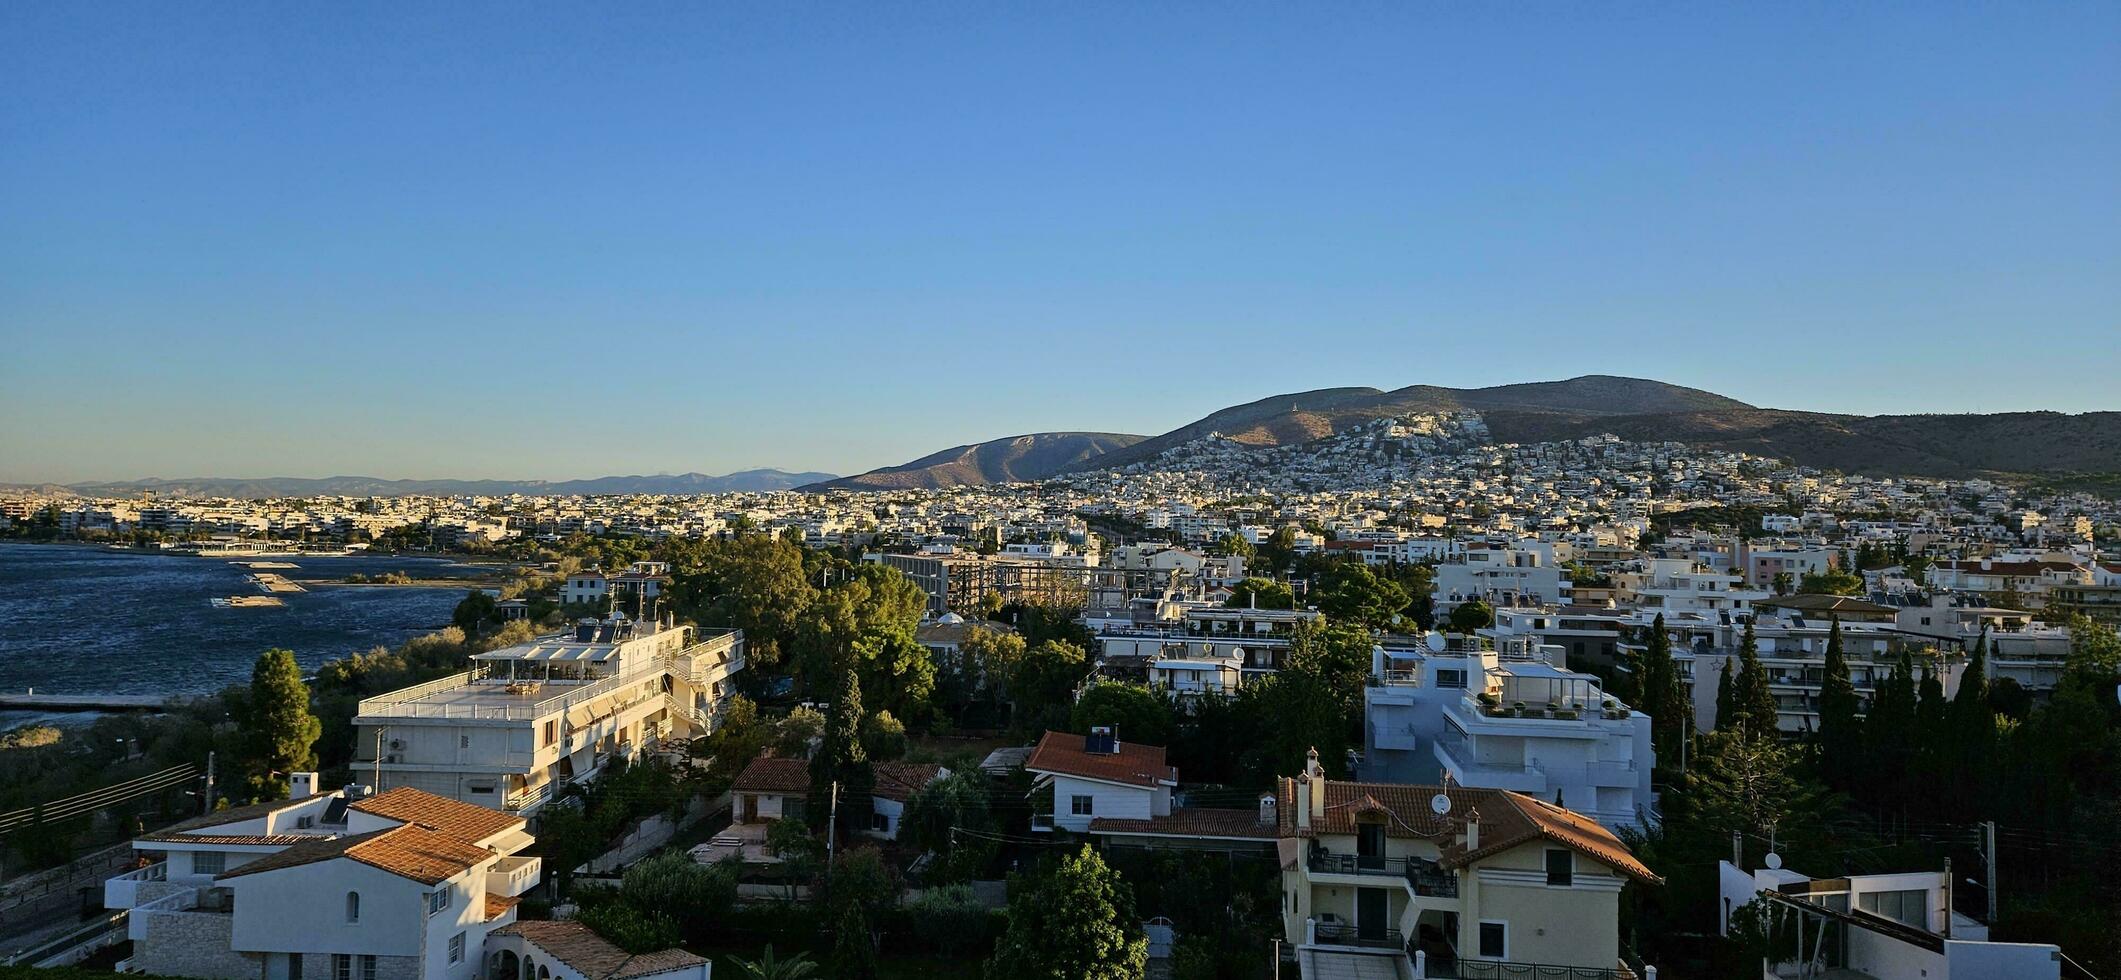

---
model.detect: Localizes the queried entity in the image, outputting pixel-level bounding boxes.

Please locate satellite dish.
[1426,633,1447,653]
[1431,793,1453,816]
[1764,852,1783,870]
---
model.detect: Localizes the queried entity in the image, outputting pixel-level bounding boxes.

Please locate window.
[428,886,452,917]
[1478,921,1508,959]
[542,721,557,747]
[192,851,226,874]
[1070,794,1094,816]
[1436,668,1467,689]
[1858,888,1929,929]
[333,955,352,980]
[461,735,471,749]
[289,954,303,980]
[359,957,375,980]
[1545,848,1573,887]
[345,891,360,923]
[870,812,888,832]
[448,933,465,964]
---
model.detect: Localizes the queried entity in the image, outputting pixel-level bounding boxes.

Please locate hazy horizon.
[5,4,2116,484]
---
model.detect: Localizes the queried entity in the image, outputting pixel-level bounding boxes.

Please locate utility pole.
[1271,939,1281,980]
[1983,820,1999,925]
[1733,831,1743,868]
[827,780,840,867]
[202,751,216,815]
[373,727,388,790]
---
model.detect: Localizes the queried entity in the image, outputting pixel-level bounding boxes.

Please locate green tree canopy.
[988,845,1148,980]
[1070,682,1176,747]
[241,648,321,800]
[1447,598,1494,633]
[1224,577,1294,611]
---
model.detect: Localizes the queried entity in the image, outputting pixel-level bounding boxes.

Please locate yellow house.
[1275,750,1660,979]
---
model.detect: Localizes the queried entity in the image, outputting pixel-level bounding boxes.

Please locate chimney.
[1305,747,1327,820]
[1258,792,1278,828]
[289,772,318,799]
[1294,775,1312,829]
[1464,807,1482,851]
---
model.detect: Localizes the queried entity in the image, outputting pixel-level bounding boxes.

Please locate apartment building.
[1362,634,1655,830]
[1097,604,1324,678]
[1895,595,2074,693]
[1277,751,1660,979]
[107,783,542,980]
[1612,557,1769,618]
[1718,859,2060,980]
[1670,614,1955,735]
[1434,547,1569,615]
[353,615,744,814]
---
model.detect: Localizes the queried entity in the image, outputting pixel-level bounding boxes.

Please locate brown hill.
[811,432,1147,491]
[1075,376,1751,472]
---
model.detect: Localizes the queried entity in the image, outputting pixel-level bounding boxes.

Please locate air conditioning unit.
[384,754,401,764]
[389,738,406,750]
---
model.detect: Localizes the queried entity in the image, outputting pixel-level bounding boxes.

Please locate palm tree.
[731,946,819,980]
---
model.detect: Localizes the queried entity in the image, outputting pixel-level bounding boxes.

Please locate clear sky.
[3,3,2116,484]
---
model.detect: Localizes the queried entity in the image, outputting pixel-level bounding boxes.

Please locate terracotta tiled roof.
[1091,807,1277,840]
[138,833,311,846]
[732,757,811,795]
[351,787,525,843]
[1025,730,1176,789]
[872,762,944,802]
[218,824,494,886]
[1275,777,1660,885]
[485,893,521,922]
[495,919,708,980]
[1440,793,1661,885]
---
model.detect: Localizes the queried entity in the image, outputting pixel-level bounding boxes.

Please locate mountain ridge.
[806,432,1147,491]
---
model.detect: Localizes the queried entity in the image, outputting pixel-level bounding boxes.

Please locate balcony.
[1310,921,1404,951]
[1371,719,1420,752]
[1405,858,1459,898]
[487,855,542,897]
[504,782,554,813]
[1306,851,1461,899]
[103,861,167,909]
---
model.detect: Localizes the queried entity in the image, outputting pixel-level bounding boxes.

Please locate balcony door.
[1357,887,1389,943]
[1356,822,1387,871]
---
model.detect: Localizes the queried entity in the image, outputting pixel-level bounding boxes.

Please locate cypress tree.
[1713,658,1736,731]
[1914,663,1949,812]
[1816,618,1863,792]
[1949,629,1996,813]
[1639,614,1686,762]
[1733,620,1780,739]
[1865,651,1919,811]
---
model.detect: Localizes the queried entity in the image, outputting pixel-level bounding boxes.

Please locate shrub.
[574,900,681,953]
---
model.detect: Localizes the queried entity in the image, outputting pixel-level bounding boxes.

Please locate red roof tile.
[732,757,811,795]
[1025,730,1176,789]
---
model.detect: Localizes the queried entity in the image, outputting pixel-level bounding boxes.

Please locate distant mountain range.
[17,469,838,500]
[805,433,1146,491]
[820,376,2121,487]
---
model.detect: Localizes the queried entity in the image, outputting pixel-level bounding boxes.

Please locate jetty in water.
[0,692,173,713]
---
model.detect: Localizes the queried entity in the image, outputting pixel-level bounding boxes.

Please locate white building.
[1362,634,1655,830]
[1026,728,1176,833]
[107,783,544,980]
[1718,859,2060,980]
[354,616,744,814]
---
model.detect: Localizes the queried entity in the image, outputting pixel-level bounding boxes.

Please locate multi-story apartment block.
[353,615,743,814]
[1362,633,1655,830]
[106,783,543,980]
[1098,604,1323,679]
[1277,751,1660,979]
[1669,613,1955,735]
[1894,594,2074,693]
[1612,557,1769,617]
[1434,548,1569,615]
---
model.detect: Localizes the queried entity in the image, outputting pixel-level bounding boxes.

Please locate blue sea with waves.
[0,542,489,729]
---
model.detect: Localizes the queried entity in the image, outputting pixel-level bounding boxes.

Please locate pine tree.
[1733,620,1780,739]
[242,648,320,800]
[1713,658,1736,731]
[1815,618,1863,792]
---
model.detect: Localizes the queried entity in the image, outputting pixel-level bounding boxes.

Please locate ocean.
[0,542,491,729]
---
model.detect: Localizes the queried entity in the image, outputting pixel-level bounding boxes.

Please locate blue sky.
[3,3,2116,483]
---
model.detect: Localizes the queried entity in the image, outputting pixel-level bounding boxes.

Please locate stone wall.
[133,910,256,979]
